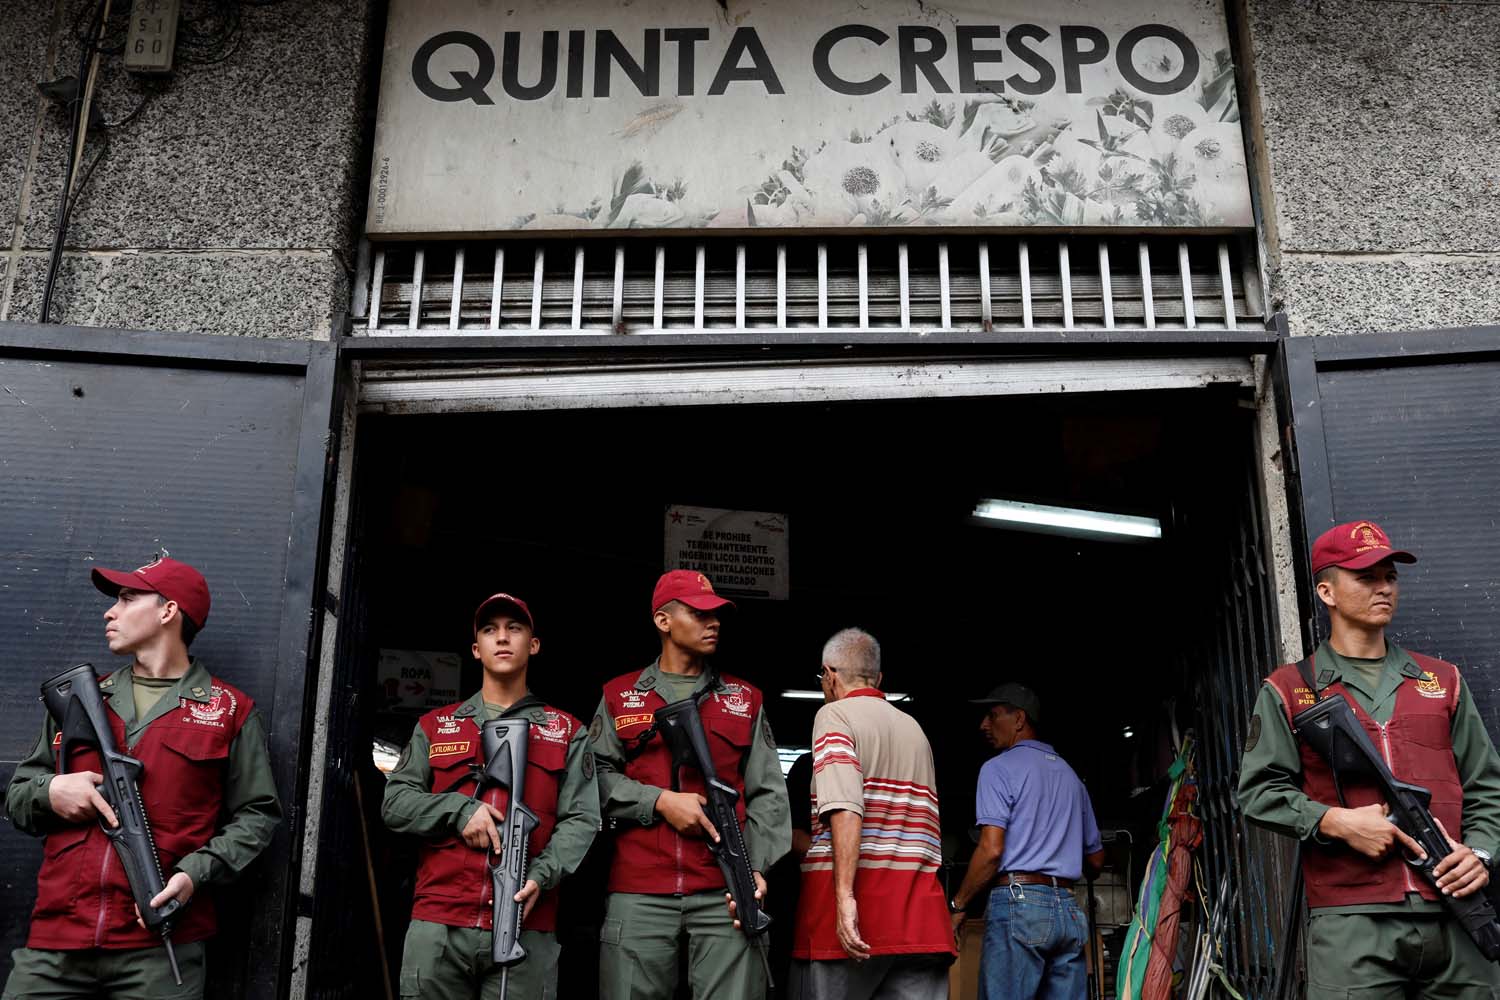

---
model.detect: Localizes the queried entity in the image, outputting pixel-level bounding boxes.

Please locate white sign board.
[369,0,1250,235]
[377,648,464,712]
[665,505,789,600]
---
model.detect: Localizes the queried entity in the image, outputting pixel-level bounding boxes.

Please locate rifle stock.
[40,662,184,984]
[653,697,771,938]
[1294,693,1500,961]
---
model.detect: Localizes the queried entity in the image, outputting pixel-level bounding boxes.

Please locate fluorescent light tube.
[972,499,1162,540]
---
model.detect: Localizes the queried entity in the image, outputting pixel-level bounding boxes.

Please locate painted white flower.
[1127,96,1213,160]
[950,155,1040,217]
[1175,122,1250,222]
[929,151,998,203]
[608,193,686,229]
[800,140,904,222]
[885,121,962,193]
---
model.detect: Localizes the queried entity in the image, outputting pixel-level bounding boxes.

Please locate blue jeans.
[979,882,1088,1000]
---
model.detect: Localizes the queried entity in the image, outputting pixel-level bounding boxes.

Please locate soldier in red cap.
[381,591,599,1000]
[590,570,791,1000]
[3,555,281,999]
[1239,521,1500,997]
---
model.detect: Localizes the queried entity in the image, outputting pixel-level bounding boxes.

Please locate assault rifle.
[654,697,771,942]
[475,717,539,998]
[41,663,184,985]
[1294,692,1500,961]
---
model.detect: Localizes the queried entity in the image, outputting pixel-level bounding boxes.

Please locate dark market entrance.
[307,383,1294,999]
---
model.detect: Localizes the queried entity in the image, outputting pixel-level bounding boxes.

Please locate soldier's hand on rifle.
[514,879,541,921]
[1320,802,1425,860]
[48,770,119,827]
[461,803,507,853]
[725,871,767,929]
[135,871,194,927]
[1431,816,1490,898]
[655,790,720,842]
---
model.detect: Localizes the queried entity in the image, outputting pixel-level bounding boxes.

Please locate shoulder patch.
[761,712,777,750]
[588,713,604,743]
[1244,714,1262,754]
[581,750,595,780]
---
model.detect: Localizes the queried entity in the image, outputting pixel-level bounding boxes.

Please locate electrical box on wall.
[124,0,180,74]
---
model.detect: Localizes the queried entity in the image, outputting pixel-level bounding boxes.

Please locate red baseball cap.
[92,556,211,627]
[473,592,535,634]
[652,570,735,614]
[1310,520,1417,575]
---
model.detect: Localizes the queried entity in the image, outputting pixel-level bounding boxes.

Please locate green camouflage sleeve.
[1237,682,1330,841]
[742,705,792,874]
[528,725,600,891]
[4,714,67,836]
[381,723,481,837]
[590,696,662,827]
[174,709,284,888]
[1453,676,1500,858]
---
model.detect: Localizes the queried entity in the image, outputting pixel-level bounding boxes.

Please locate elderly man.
[788,628,954,1000]
[948,683,1103,1000]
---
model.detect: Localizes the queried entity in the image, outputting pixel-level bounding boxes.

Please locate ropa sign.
[368,0,1251,236]
[410,23,1204,104]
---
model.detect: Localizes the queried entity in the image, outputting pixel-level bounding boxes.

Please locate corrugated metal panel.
[0,349,318,997]
[356,233,1264,335]
[1316,359,1500,729]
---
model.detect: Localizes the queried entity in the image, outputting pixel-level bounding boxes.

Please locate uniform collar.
[636,658,724,696]
[99,658,213,732]
[451,688,548,724]
[844,687,884,700]
[1315,640,1419,702]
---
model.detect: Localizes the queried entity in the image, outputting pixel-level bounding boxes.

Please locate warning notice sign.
[664,505,789,600]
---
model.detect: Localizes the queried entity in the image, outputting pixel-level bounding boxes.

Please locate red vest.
[412,699,579,933]
[603,668,761,895]
[27,672,253,950]
[1268,651,1463,908]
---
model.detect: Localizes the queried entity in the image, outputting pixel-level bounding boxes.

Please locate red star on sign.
[670,510,683,523]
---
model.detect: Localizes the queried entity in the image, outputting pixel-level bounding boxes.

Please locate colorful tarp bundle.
[1116,736,1202,1000]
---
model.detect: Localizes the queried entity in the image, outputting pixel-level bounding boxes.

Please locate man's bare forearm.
[829,810,862,900]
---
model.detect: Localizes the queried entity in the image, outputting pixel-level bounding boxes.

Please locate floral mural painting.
[515,46,1246,231]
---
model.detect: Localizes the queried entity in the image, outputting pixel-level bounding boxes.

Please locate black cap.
[971,682,1042,726]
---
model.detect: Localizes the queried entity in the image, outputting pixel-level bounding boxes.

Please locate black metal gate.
[0,323,338,1000]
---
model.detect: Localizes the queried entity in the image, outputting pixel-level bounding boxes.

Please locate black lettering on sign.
[1115,24,1198,96]
[812,25,890,96]
[666,27,710,97]
[596,29,661,98]
[1007,25,1056,96]
[898,25,951,94]
[955,25,1004,95]
[411,31,495,105]
[708,27,784,96]
[502,29,558,101]
[1058,25,1107,94]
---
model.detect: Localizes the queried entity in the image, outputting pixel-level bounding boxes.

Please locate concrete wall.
[1240,0,1500,337]
[0,0,375,340]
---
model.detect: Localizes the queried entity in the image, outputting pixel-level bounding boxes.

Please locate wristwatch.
[1473,847,1493,869]
[948,897,965,914]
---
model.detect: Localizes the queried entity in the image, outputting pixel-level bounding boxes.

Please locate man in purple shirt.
[947,683,1104,1000]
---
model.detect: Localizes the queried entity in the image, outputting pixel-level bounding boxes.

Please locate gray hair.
[822,628,881,685]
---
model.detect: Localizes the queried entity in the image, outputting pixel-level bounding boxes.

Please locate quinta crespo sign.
[409,23,1203,104]
[369,0,1251,235]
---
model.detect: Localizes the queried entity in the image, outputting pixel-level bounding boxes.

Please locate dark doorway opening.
[309,383,1289,999]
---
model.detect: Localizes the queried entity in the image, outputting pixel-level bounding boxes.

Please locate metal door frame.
[1277,323,1500,652]
[0,321,341,1000]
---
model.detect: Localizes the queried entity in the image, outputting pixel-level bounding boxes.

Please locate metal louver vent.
[353,233,1263,335]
